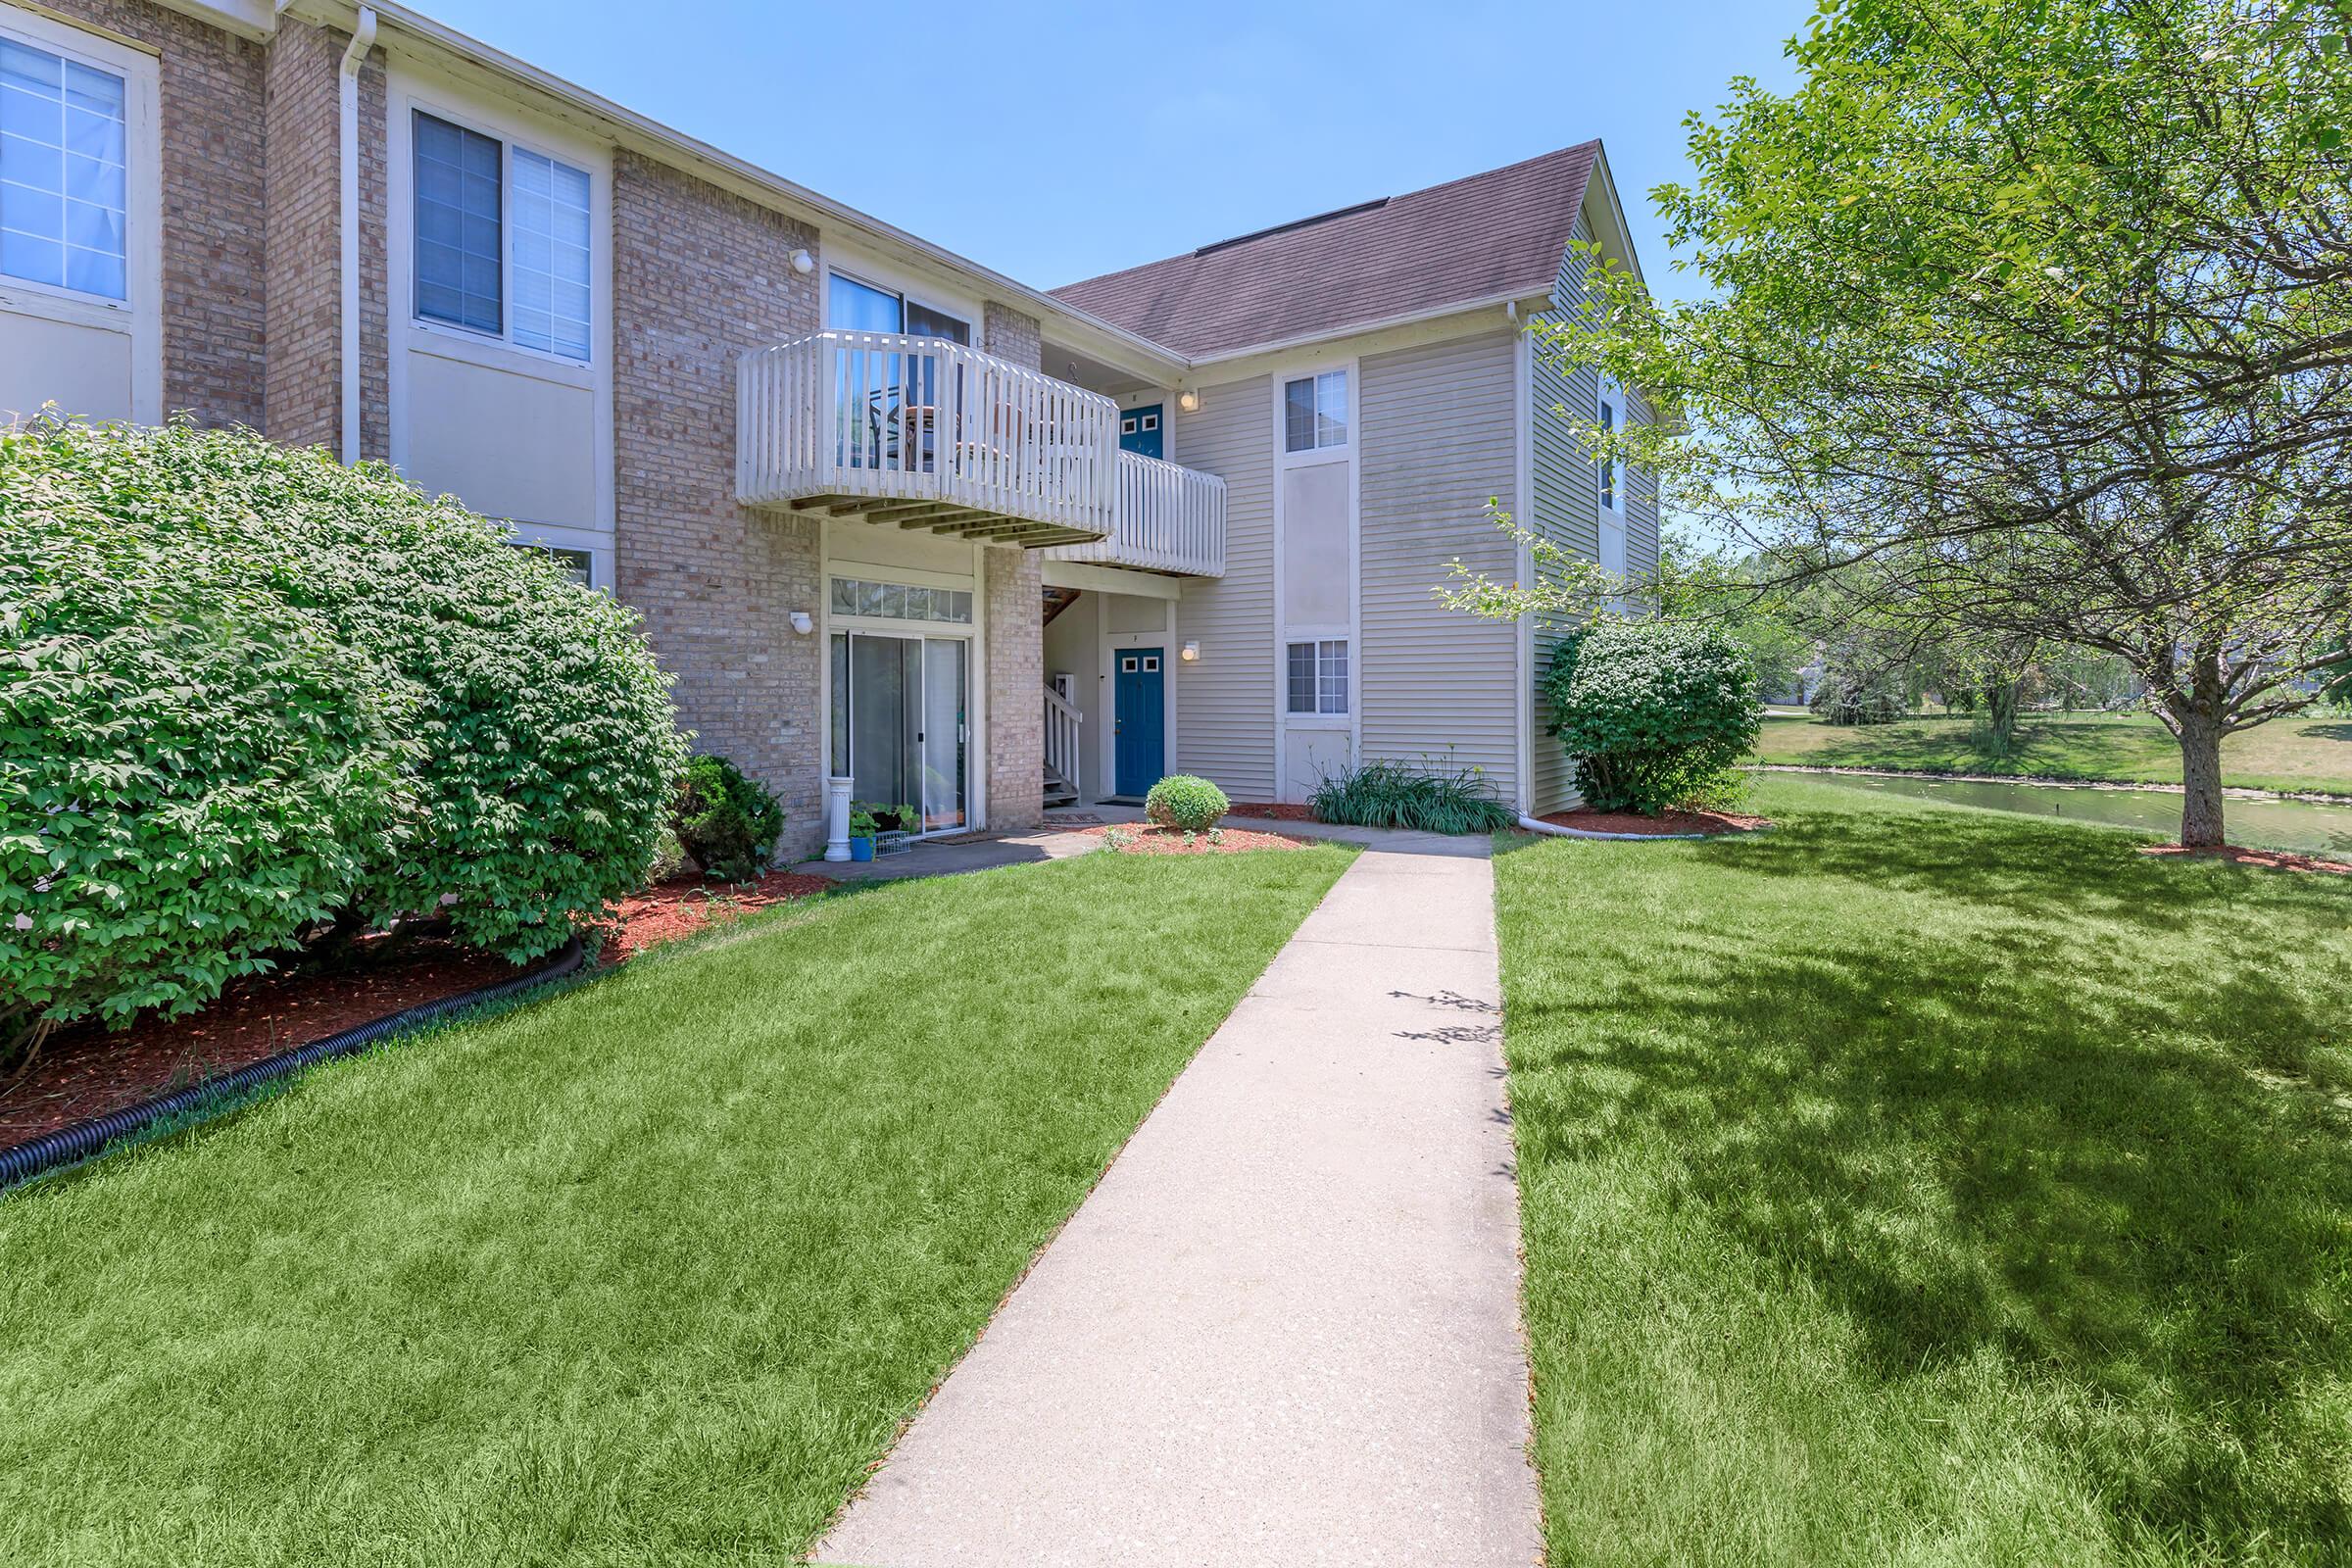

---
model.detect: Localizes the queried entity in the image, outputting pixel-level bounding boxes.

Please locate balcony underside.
[769,490,1106,549]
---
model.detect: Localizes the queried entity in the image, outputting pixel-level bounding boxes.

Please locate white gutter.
[337,6,375,463]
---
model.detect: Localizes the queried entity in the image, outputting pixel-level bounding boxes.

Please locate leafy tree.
[1553,0,2352,847]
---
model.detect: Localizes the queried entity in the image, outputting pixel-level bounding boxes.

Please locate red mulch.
[593,869,836,959]
[1078,823,1311,855]
[1224,802,1317,822]
[1537,807,1772,837]
[2139,844,2351,876]
[1,869,835,1152]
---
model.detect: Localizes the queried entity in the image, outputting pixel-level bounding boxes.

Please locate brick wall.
[982,302,1046,829]
[610,150,825,857]
[38,0,267,428]
[262,17,337,448]
[261,19,387,455]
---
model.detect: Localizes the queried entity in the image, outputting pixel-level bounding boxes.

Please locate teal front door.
[1118,404,1163,460]
[1114,649,1165,798]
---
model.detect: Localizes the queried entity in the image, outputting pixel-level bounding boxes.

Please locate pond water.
[1784,769,2352,861]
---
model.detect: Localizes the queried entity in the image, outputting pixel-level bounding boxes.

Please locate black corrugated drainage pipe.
[0,938,587,1194]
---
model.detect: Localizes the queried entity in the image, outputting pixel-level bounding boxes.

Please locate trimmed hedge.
[1145,774,1229,832]
[2,419,685,1057]
[1544,619,1758,814]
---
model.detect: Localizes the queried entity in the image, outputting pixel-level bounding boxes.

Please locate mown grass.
[0,845,1352,1567]
[1752,710,2352,796]
[1495,777,2352,1566]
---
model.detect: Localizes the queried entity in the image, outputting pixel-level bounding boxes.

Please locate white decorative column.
[823,775,855,862]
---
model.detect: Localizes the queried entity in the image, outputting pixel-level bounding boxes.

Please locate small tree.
[1552,0,2352,846]
[1543,621,1759,814]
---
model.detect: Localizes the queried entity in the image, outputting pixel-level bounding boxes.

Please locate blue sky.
[415,0,1812,307]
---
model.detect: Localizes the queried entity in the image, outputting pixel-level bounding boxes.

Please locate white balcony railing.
[737,330,1118,546]
[1046,450,1226,578]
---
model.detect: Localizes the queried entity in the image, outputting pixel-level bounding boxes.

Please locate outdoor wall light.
[1180,640,1200,662]
[790,249,815,274]
[790,611,813,635]
[1176,388,1200,414]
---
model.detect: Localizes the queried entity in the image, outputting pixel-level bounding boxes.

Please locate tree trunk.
[1985,678,2021,755]
[2168,695,2229,850]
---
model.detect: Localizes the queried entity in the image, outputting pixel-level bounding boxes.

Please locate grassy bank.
[1495,778,2351,1565]
[0,846,1351,1567]
[1752,710,2352,796]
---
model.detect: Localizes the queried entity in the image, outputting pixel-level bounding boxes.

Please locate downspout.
[338,7,377,464]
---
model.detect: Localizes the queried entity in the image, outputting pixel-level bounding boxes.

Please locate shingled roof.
[1050,142,1599,361]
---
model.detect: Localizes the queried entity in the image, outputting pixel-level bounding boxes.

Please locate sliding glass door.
[830,631,968,832]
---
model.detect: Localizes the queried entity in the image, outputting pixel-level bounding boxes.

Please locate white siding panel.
[1172,375,1277,802]
[1358,329,1520,802]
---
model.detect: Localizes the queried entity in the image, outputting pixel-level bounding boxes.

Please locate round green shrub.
[2,420,686,1053]
[1145,774,1229,832]
[1,422,416,1058]
[672,755,786,882]
[1543,619,1759,814]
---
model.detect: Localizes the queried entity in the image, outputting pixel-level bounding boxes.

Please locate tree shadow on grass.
[1504,815,2352,1555]
[1681,796,2343,939]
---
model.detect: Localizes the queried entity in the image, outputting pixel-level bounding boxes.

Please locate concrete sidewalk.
[812,834,1540,1568]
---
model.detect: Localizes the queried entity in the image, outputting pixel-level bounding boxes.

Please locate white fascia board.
[151,0,278,42]
[1185,289,1556,374]
[279,0,1187,380]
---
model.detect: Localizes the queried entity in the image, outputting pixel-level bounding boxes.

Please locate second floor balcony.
[738,330,1223,576]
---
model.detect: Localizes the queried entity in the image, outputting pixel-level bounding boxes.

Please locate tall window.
[1284,369,1347,453]
[0,35,126,299]
[826,270,968,342]
[1597,379,1627,514]
[1287,639,1349,715]
[414,110,593,360]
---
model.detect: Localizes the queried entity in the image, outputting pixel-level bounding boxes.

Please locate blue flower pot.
[849,836,875,862]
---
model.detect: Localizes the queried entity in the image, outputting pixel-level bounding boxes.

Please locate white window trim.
[1596,374,1628,519]
[384,60,614,550]
[1284,636,1352,718]
[0,5,160,421]
[401,97,596,369]
[1270,359,1361,801]
[820,252,979,344]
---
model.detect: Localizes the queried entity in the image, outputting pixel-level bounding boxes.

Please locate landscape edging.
[0,939,589,1194]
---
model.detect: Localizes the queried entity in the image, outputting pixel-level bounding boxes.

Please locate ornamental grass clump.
[1306,756,1518,834]
[1,418,685,1067]
[1145,774,1228,832]
[1544,619,1758,815]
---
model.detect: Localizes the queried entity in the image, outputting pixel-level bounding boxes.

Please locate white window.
[507,539,592,587]
[1284,369,1348,453]
[1286,639,1349,715]
[413,110,593,361]
[1597,378,1628,514]
[0,34,126,300]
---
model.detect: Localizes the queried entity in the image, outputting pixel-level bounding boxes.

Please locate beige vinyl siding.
[1171,374,1277,802]
[1527,216,1602,812]
[1623,380,1662,582]
[1357,329,1521,803]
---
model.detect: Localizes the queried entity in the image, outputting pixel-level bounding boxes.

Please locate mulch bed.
[1079,823,1311,856]
[2138,844,2351,876]
[1224,802,1317,822]
[593,869,836,959]
[1537,807,1773,837]
[1,868,836,1152]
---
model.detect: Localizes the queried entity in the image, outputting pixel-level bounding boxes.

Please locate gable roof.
[1051,142,1599,362]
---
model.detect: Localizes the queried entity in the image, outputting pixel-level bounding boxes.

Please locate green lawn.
[0,845,1351,1567]
[1495,777,2352,1566]
[1753,710,2352,796]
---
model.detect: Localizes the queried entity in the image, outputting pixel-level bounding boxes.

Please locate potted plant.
[848,806,879,862]
[875,801,920,856]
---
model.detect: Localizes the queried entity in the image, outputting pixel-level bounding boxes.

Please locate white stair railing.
[1043,684,1083,795]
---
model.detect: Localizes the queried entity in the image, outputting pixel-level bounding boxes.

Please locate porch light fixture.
[1180,640,1200,662]
[790,249,815,274]
[790,611,813,635]
[1176,388,1200,414]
